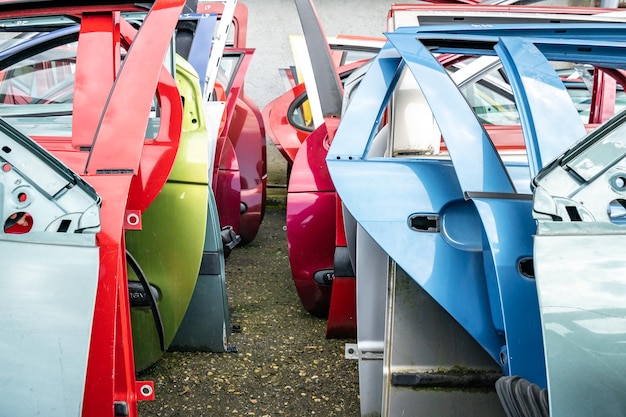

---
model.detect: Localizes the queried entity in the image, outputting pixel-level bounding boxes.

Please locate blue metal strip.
[387,31,626,69]
[328,43,403,160]
[470,196,546,386]
[394,22,626,41]
[495,36,587,178]
[387,32,551,386]
[385,32,515,194]
[185,14,218,94]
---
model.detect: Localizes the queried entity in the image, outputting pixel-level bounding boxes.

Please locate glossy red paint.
[214,132,242,236]
[72,11,120,148]
[218,48,266,244]
[326,277,356,337]
[262,82,309,164]
[589,68,622,124]
[234,101,267,244]
[287,188,335,317]
[286,122,335,317]
[326,118,356,338]
[0,2,186,415]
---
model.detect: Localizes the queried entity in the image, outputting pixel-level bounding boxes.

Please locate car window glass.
[459,66,520,125]
[0,41,77,105]
[217,53,242,95]
[0,34,165,139]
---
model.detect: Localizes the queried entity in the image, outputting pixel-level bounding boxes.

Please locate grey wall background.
[244,0,390,109]
[242,0,392,191]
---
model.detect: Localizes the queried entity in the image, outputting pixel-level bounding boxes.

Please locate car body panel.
[126,53,215,371]
[262,81,308,163]
[287,122,335,316]
[220,49,266,244]
[532,109,626,416]
[328,21,626,416]
[0,10,236,373]
[0,2,193,415]
[0,120,101,417]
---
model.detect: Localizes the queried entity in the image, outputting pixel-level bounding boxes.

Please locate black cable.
[126,250,165,353]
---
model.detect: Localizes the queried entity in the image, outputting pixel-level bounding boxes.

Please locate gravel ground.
[138,204,360,417]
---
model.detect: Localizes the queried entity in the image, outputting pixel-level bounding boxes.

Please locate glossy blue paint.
[329,157,506,362]
[330,21,626,393]
[327,42,402,161]
[495,36,587,178]
[394,22,626,42]
[386,31,550,386]
[182,13,218,94]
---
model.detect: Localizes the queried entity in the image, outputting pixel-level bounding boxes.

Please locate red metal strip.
[72,11,120,148]
[84,0,185,174]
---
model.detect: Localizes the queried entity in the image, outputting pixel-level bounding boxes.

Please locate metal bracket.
[345,343,384,361]
[136,381,155,401]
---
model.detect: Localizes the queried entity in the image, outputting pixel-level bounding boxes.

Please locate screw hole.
[140,384,153,397]
[4,212,33,234]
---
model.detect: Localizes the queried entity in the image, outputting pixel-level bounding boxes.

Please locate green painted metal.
[127,56,211,371]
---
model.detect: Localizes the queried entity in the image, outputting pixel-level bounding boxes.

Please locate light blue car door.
[389,27,626,415]
[402,29,626,416]
[532,109,626,417]
[0,120,101,417]
[329,21,626,417]
[387,26,626,385]
[327,42,508,370]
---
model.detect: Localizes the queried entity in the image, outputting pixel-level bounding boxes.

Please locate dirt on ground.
[138,204,360,417]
